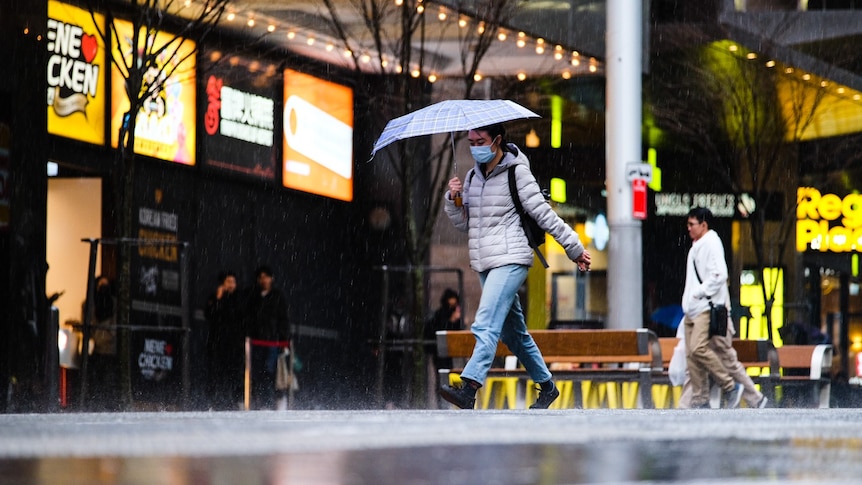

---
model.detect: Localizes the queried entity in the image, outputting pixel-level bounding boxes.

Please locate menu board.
[47,1,106,145]
[110,19,196,165]
[283,69,354,201]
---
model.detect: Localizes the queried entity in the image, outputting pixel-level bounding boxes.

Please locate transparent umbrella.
[370,99,540,160]
[371,99,540,206]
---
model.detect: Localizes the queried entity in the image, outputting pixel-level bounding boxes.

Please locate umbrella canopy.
[650,305,684,330]
[371,99,540,157]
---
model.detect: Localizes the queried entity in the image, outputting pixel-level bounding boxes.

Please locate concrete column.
[605,0,643,330]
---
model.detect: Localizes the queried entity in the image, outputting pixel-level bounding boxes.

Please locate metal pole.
[840,272,850,379]
[179,242,191,409]
[375,266,390,408]
[243,337,251,410]
[78,238,99,409]
[606,0,643,330]
[288,344,296,410]
[46,307,59,412]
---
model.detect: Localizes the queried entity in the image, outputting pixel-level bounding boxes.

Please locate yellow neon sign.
[797,187,862,252]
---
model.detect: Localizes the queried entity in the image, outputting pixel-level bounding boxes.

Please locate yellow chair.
[554,380,575,409]
[481,377,519,409]
[653,384,683,409]
[582,381,608,408]
[653,384,672,409]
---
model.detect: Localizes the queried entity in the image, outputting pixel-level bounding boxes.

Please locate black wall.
[0,0,49,413]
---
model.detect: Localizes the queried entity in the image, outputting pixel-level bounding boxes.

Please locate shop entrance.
[802,253,862,381]
[46,175,102,330]
[46,170,108,409]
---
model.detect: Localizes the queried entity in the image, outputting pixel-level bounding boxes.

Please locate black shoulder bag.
[692,261,728,338]
[507,166,549,269]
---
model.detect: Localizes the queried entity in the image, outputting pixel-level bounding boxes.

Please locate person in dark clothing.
[425,288,463,370]
[204,271,245,410]
[245,265,290,410]
[82,275,118,411]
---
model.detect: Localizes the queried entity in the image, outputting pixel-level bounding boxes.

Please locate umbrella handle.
[454,192,463,207]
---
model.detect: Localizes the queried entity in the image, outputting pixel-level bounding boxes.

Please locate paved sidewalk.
[1,409,861,484]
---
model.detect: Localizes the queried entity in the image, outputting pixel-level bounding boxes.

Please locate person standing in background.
[245,266,290,410]
[426,288,463,370]
[83,275,118,411]
[205,271,245,410]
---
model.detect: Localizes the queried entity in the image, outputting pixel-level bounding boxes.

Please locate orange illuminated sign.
[283,69,353,201]
[110,19,196,165]
[47,1,105,145]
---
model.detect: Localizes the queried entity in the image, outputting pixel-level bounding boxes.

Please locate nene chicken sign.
[47,1,106,145]
[797,187,862,253]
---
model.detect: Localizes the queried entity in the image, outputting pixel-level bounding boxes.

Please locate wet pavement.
[1,409,861,484]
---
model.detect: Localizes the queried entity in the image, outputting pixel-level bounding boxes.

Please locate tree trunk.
[116,87,139,410]
[409,266,427,408]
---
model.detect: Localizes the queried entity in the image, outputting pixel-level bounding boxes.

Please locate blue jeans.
[460,264,552,385]
[250,346,281,409]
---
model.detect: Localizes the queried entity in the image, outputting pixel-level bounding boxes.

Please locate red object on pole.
[632,178,647,220]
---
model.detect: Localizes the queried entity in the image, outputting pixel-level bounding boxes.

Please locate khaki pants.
[684,311,734,407]
[679,327,765,408]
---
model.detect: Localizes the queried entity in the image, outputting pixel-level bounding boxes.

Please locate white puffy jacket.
[444,144,585,273]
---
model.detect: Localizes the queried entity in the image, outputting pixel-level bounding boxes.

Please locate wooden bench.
[775,345,833,408]
[653,337,682,408]
[436,329,663,408]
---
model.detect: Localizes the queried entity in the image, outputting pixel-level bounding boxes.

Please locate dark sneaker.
[723,383,743,409]
[691,402,711,409]
[439,384,477,409]
[529,381,560,409]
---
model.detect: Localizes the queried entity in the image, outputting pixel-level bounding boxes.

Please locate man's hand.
[575,250,591,272]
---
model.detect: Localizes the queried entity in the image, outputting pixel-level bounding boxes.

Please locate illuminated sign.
[797,187,862,252]
[47,1,105,145]
[201,51,276,179]
[110,19,196,165]
[654,192,758,219]
[207,81,273,145]
[655,193,737,217]
[283,69,353,201]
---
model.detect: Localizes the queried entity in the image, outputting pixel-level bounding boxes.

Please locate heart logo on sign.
[81,33,98,63]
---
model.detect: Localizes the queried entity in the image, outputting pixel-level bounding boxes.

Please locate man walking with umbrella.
[439,123,591,409]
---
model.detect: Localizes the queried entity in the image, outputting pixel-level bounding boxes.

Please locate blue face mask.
[470,145,496,164]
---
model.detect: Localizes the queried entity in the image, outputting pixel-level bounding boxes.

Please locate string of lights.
[185,0,604,83]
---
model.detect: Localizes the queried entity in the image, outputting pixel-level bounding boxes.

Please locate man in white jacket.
[681,207,743,408]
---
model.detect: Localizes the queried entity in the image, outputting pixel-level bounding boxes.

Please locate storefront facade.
[1,0,400,411]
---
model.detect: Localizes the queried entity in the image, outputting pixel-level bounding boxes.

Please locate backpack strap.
[508,166,549,268]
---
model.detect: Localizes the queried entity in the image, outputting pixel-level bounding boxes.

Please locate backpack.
[467,165,550,268]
